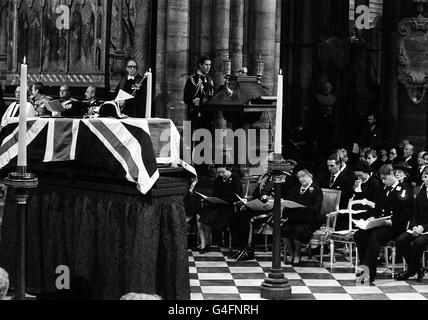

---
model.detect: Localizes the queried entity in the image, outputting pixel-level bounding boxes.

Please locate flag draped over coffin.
[0,118,161,195]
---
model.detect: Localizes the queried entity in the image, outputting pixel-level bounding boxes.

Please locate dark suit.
[404,155,418,184]
[115,74,147,118]
[354,182,413,281]
[395,186,428,273]
[353,176,381,220]
[320,170,354,230]
[61,98,86,118]
[359,125,382,149]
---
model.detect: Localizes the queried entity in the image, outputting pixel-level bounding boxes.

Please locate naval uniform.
[353,182,413,281]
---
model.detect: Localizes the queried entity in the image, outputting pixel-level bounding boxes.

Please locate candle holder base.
[5,172,38,189]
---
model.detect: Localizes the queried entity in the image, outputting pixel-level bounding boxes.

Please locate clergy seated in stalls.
[352,161,381,220]
[29,82,52,116]
[0,86,36,128]
[394,167,428,281]
[320,153,354,230]
[195,164,243,254]
[354,164,413,283]
[282,164,323,266]
[232,159,298,261]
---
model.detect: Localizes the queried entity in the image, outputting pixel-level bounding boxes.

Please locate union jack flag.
[0,118,161,194]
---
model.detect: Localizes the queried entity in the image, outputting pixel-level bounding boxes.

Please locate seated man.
[59,86,86,118]
[84,86,102,117]
[354,164,413,283]
[30,82,51,116]
[1,86,36,127]
[394,167,428,281]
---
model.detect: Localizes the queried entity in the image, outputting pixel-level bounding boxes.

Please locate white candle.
[17,57,28,168]
[145,68,152,118]
[275,69,283,154]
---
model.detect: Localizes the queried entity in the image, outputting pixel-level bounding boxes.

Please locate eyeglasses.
[127,65,137,69]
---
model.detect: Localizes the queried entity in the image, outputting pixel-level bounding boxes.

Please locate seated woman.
[282,164,323,265]
[393,162,413,190]
[196,164,243,254]
[394,167,428,281]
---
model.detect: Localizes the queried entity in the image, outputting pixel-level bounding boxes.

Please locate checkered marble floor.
[189,246,428,300]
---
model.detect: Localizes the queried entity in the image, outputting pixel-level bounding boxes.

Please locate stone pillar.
[253,0,276,92]
[134,0,150,73]
[213,0,230,88]
[200,0,213,56]
[230,0,244,73]
[165,0,190,127]
[155,0,167,118]
[190,0,202,71]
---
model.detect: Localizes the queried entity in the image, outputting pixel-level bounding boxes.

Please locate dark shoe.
[394,270,416,281]
[237,250,254,261]
[292,255,302,266]
[199,246,210,254]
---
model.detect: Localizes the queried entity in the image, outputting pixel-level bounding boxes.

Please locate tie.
[329,175,335,187]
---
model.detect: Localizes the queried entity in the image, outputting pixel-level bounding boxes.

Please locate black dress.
[282,183,323,244]
[198,174,243,231]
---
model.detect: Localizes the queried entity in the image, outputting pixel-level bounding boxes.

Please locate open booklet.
[352,216,391,230]
[236,195,306,211]
[195,192,229,205]
[42,99,66,113]
[236,195,273,212]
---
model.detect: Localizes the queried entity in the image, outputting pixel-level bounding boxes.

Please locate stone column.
[200,0,213,56]
[190,0,202,71]
[166,0,190,127]
[155,0,167,118]
[134,0,150,72]
[253,0,276,92]
[213,0,230,88]
[230,0,244,73]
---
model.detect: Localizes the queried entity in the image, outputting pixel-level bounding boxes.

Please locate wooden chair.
[283,188,342,266]
[383,221,411,278]
[328,198,376,273]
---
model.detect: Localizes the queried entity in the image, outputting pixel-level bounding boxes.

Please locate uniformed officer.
[353,164,413,283]
[29,82,52,116]
[183,55,214,130]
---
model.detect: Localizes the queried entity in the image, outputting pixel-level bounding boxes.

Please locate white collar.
[127,75,135,80]
[340,164,347,173]
[391,180,400,191]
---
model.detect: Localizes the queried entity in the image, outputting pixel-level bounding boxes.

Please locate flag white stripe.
[0,120,48,168]
[43,119,55,162]
[82,120,158,194]
[70,120,80,160]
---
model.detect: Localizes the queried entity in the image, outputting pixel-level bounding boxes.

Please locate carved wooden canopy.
[398,9,428,104]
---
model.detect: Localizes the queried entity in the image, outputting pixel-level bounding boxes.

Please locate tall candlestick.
[17,57,28,169]
[275,69,283,154]
[145,68,153,118]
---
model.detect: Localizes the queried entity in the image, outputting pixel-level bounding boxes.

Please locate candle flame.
[279,69,283,75]
[149,68,152,72]
[23,56,26,64]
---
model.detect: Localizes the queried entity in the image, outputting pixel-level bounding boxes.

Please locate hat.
[393,162,412,175]
[353,161,371,174]
[98,101,128,119]
[114,89,134,102]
